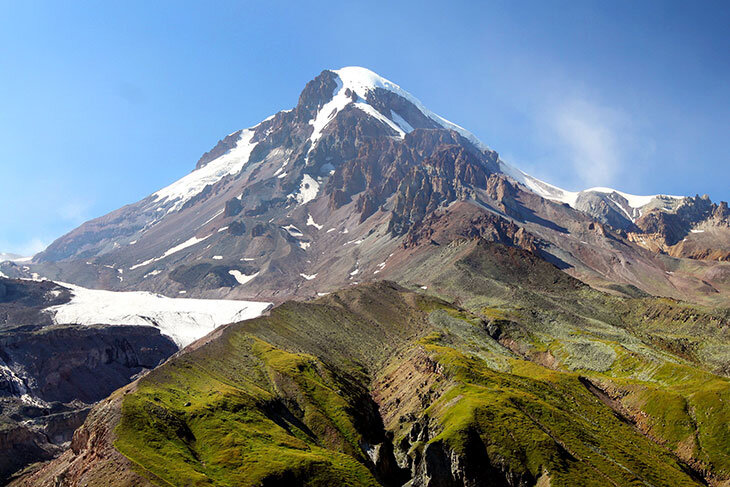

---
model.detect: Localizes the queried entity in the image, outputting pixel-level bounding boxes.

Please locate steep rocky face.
[1,325,176,404]
[634,195,718,246]
[573,191,641,231]
[400,201,538,253]
[626,195,730,261]
[0,277,177,482]
[0,324,176,482]
[9,387,154,487]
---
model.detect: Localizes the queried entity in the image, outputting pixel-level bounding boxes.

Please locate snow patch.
[300,273,317,280]
[229,270,259,285]
[390,110,414,133]
[212,255,223,260]
[282,225,304,237]
[307,214,323,230]
[288,174,320,205]
[202,209,225,226]
[129,233,213,270]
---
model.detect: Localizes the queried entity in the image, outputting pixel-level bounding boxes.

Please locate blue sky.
[0,1,728,255]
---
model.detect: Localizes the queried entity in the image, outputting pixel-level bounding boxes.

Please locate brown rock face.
[711,201,730,224]
[9,389,154,487]
[634,195,727,247]
[323,128,498,235]
[401,202,538,253]
[294,70,339,121]
[388,145,497,236]
[629,196,730,261]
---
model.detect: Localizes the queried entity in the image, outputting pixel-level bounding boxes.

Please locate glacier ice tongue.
[49,283,272,347]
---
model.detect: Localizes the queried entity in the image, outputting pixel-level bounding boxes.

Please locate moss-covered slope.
[16,241,730,487]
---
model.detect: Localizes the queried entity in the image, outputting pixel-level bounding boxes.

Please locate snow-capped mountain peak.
[331,66,489,150]
[497,158,683,222]
[30,66,727,302]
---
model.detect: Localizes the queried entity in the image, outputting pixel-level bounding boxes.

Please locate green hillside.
[111,241,730,486]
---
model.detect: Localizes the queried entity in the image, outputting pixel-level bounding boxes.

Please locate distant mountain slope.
[13,67,727,307]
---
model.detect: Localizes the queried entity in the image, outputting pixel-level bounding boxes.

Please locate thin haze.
[0,0,728,255]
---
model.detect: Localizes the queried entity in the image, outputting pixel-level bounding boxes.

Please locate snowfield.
[49,283,272,347]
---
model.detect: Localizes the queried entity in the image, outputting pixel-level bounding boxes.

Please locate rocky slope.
[6,67,725,308]
[14,242,730,487]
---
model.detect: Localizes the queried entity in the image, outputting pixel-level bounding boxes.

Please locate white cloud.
[549,98,625,188]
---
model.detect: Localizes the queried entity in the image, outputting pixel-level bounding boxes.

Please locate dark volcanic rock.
[0,278,71,331]
[228,220,246,236]
[224,197,243,217]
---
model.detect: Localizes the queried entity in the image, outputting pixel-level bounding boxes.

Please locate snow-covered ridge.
[49,283,272,347]
[153,128,258,213]
[498,160,682,218]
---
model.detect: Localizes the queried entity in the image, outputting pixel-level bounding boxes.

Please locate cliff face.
[0,277,177,483]
[9,386,154,487]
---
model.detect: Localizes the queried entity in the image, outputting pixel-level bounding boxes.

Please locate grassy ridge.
[116,333,380,486]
